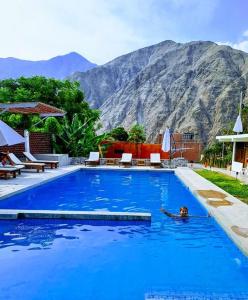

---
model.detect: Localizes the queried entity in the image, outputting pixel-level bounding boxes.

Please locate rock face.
[69,40,248,143]
[0,52,96,80]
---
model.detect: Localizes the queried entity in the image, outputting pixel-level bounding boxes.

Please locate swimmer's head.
[180,206,188,217]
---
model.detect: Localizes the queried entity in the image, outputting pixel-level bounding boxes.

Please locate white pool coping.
[0,209,151,221]
[1,165,248,255]
[176,168,248,256]
[0,165,160,222]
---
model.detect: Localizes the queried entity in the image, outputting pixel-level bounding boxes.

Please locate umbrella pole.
[169,133,176,168]
[24,130,30,153]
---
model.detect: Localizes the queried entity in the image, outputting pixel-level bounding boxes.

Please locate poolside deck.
[0,165,81,199]
[1,165,248,255]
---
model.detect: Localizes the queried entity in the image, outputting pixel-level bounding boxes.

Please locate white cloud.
[217,29,248,53]
[243,30,248,38]
[217,41,248,53]
[0,0,218,64]
[234,40,248,53]
[0,0,145,64]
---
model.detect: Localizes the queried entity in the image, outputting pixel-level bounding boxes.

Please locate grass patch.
[195,169,248,204]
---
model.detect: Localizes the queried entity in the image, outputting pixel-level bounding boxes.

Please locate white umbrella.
[233,114,243,133]
[0,120,25,146]
[162,128,170,152]
[233,91,243,133]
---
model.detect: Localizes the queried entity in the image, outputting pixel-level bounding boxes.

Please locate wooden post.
[232,141,236,162]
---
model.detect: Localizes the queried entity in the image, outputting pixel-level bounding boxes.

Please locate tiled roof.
[0,102,65,117]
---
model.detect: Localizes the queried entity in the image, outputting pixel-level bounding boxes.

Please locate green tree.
[43,117,62,135]
[0,87,13,101]
[0,77,103,156]
[202,142,232,168]
[14,87,33,101]
[109,126,128,141]
[53,114,106,157]
[241,106,248,133]
[0,76,100,132]
[1,112,35,129]
[0,76,98,123]
[128,124,146,143]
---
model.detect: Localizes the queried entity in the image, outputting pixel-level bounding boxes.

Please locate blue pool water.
[0,169,203,212]
[0,170,248,299]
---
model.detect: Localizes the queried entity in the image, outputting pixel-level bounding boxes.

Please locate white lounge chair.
[23,151,59,169]
[4,164,24,175]
[8,153,45,173]
[150,153,161,168]
[0,166,20,179]
[119,153,132,167]
[85,152,100,166]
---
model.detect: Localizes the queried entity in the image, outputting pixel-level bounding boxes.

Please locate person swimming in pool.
[160,206,189,218]
[160,207,210,218]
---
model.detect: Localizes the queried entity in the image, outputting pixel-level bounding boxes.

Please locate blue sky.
[0,0,247,64]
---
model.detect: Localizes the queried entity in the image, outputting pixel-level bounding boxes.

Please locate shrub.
[128,124,146,143]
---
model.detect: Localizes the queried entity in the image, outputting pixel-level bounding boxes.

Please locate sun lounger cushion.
[8,153,45,172]
[0,166,19,178]
[23,152,37,162]
[120,153,132,163]
[0,166,18,171]
[4,164,24,171]
[23,152,59,164]
[8,153,23,165]
[150,153,161,163]
[85,152,100,162]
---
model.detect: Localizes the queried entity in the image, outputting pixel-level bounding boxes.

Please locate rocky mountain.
[70,40,248,143]
[0,52,96,80]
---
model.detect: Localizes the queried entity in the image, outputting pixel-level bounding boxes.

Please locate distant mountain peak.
[54,52,85,59]
[0,52,97,80]
[66,51,82,57]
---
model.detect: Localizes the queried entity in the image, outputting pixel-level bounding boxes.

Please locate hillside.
[70,41,248,143]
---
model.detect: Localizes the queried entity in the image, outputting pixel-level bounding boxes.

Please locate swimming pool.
[1,169,248,299]
[0,169,196,212]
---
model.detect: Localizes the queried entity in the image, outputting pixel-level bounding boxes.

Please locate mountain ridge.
[69,40,248,143]
[0,52,97,80]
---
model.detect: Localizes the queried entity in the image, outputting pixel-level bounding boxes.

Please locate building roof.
[216,134,248,142]
[0,102,66,117]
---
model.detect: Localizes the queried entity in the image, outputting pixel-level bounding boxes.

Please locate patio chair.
[85,152,100,166]
[0,166,19,179]
[150,153,161,168]
[4,164,24,175]
[119,153,132,167]
[23,151,59,169]
[8,153,45,173]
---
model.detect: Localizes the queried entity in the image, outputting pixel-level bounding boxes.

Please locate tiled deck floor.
[0,165,80,199]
